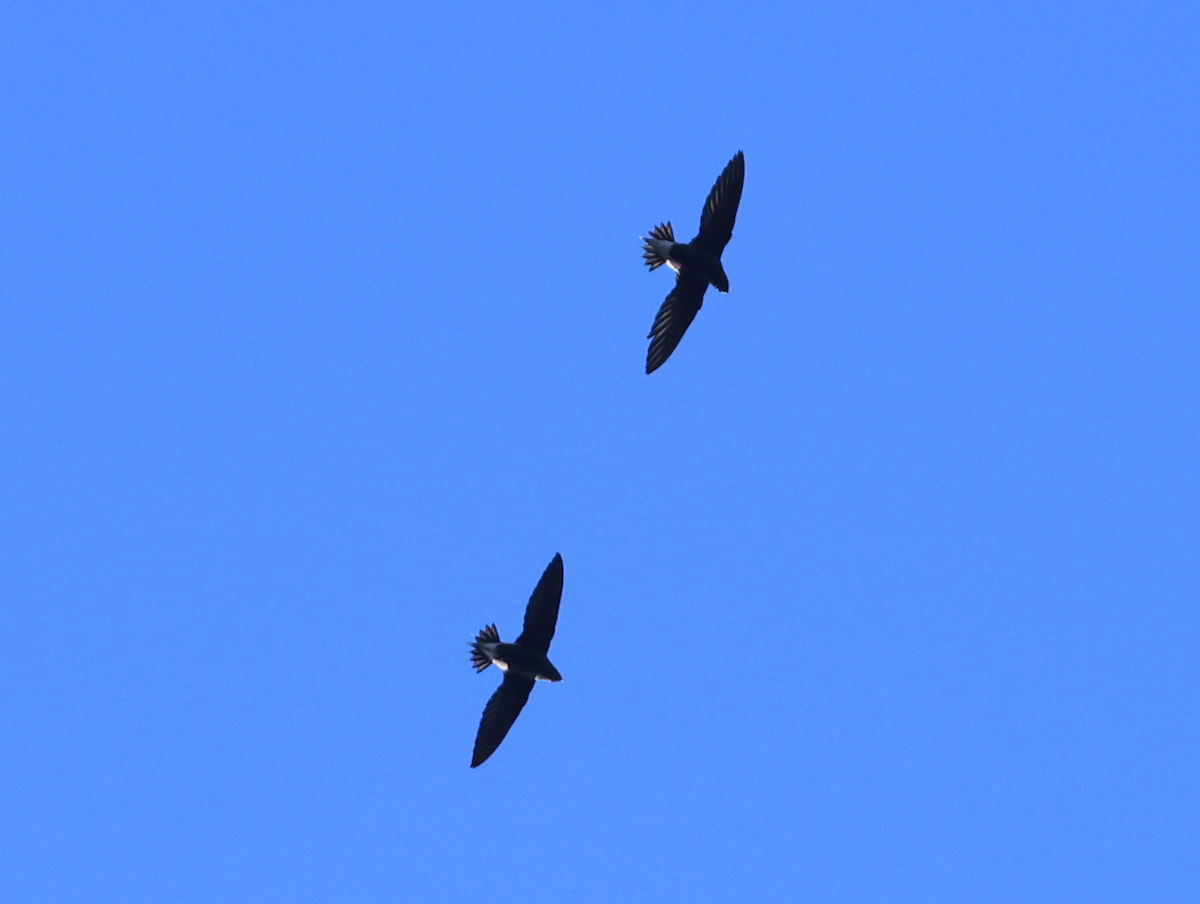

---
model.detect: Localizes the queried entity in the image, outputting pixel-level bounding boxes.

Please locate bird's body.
[642,151,745,374]
[468,553,564,768]
[642,222,731,292]
[470,624,562,682]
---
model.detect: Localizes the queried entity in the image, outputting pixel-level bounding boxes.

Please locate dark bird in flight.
[469,553,564,768]
[642,150,745,374]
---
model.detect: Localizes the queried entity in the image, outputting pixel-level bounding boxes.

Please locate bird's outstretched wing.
[693,151,745,255]
[645,272,709,374]
[515,552,563,655]
[471,673,536,768]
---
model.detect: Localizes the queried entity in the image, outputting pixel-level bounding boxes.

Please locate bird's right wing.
[693,151,745,254]
[515,552,564,655]
[645,272,709,374]
[471,673,536,768]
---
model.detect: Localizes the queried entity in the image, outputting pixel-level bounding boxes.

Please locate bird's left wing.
[645,272,709,374]
[471,673,536,768]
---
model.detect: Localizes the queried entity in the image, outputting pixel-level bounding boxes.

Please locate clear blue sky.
[3,2,1198,901]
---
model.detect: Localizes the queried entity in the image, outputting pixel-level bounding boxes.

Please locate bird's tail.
[641,222,675,271]
[470,624,500,672]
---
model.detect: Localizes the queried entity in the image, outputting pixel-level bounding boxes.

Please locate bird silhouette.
[641,151,745,374]
[469,553,564,768]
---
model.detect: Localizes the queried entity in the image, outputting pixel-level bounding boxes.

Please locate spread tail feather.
[641,222,675,270]
[470,624,500,672]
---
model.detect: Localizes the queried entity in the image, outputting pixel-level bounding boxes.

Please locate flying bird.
[642,150,745,374]
[469,552,564,768]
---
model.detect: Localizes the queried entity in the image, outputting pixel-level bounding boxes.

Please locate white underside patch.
[480,642,507,670]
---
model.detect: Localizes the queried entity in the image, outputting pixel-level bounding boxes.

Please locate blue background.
[3,2,1198,901]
